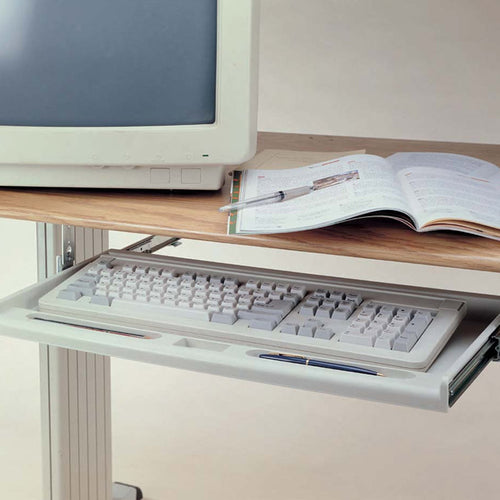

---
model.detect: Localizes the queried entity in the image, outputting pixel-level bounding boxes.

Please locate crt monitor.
[0,0,259,189]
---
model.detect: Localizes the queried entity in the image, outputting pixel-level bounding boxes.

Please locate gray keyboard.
[38,251,466,370]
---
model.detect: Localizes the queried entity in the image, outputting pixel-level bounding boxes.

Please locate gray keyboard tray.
[0,262,498,412]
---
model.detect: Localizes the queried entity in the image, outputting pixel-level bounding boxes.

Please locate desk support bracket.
[38,224,112,500]
[57,225,76,272]
[37,224,149,500]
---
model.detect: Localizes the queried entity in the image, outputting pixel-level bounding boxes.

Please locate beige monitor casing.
[0,0,260,190]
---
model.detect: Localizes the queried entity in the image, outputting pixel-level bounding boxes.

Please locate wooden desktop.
[0,132,498,272]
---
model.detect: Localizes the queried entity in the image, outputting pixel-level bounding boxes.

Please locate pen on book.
[258,353,384,377]
[219,185,312,212]
[219,170,360,212]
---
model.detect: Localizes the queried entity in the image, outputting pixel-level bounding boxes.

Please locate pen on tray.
[34,316,152,339]
[219,170,360,212]
[258,353,384,377]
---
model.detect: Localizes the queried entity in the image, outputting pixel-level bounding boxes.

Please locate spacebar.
[111,299,211,321]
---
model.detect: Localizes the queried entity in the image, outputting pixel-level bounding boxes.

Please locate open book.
[228,151,500,240]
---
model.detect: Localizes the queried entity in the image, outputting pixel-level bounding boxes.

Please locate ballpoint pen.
[219,170,359,212]
[258,353,384,376]
[219,185,313,212]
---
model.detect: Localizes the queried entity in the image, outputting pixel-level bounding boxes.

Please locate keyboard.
[37,251,466,371]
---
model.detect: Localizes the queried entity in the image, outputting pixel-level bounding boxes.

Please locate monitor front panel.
[0,0,217,127]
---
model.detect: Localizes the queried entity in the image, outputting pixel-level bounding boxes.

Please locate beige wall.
[259,0,500,143]
[0,1,499,499]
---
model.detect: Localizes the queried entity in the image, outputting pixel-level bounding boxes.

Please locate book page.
[239,148,365,170]
[234,154,412,234]
[389,153,500,230]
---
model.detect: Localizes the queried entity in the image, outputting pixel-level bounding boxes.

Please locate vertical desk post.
[37,224,112,500]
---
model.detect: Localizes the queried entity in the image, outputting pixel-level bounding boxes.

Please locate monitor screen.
[0,0,217,127]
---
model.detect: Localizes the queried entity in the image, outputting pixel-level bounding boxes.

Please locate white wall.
[0,1,499,499]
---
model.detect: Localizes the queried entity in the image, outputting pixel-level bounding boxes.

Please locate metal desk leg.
[37,224,117,500]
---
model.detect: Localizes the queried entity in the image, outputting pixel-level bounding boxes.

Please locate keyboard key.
[148,267,163,276]
[332,302,354,320]
[290,285,306,298]
[57,289,82,301]
[351,317,370,328]
[345,293,362,305]
[162,269,178,278]
[365,325,383,336]
[374,334,395,349]
[280,323,299,335]
[414,310,433,323]
[329,291,345,301]
[275,283,291,293]
[361,303,379,314]
[90,295,112,306]
[298,324,316,337]
[193,303,209,311]
[282,294,300,305]
[403,320,428,338]
[322,299,338,308]
[300,304,317,316]
[348,321,366,334]
[339,331,376,347]
[261,281,276,291]
[316,305,333,319]
[67,282,95,296]
[222,299,237,309]
[249,300,293,319]
[315,327,335,340]
[238,296,254,306]
[305,296,323,307]
[249,318,277,331]
[254,298,271,306]
[386,324,404,335]
[245,279,260,289]
[379,305,397,315]
[236,303,251,311]
[393,334,418,352]
[397,308,414,318]
[149,294,162,304]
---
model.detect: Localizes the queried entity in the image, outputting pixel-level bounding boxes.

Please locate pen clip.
[267,352,307,360]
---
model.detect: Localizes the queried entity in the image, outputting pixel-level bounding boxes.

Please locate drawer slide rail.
[449,326,500,407]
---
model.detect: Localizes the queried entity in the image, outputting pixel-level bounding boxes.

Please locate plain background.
[1,1,499,499]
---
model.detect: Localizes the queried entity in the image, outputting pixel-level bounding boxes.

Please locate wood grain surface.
[0,132,498,272]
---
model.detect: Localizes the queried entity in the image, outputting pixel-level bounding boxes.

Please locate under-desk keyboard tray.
[0,250,498,412]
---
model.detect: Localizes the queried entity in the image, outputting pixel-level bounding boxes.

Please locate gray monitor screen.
[0,0,217,127]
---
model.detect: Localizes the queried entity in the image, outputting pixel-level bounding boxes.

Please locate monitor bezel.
[0,0,259,169]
